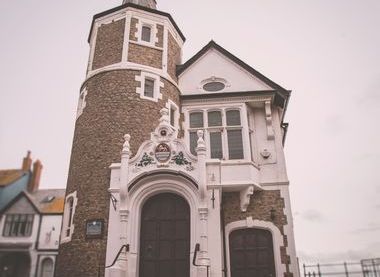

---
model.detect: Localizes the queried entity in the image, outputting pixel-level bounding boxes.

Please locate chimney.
[27,160,43,193]
[22,151,32,171]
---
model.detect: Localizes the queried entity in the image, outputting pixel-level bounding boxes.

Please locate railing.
[303,258,380,277]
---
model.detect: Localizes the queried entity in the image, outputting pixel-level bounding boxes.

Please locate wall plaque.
[86,219,104,239]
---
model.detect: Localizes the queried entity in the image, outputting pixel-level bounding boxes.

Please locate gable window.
[3,214,34,237]
[144,78,155,98]
[141,25,152,42]
[188,108,246,160]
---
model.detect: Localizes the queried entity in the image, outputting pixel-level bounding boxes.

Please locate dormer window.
[144,78,155,98]
[141,25,152,42]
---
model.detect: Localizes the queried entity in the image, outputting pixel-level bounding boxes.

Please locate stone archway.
[139,193,190,277]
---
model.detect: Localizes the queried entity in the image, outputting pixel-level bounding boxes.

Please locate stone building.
[56,1,299,277]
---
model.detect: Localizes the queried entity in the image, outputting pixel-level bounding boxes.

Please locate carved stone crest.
[155,143,171,162]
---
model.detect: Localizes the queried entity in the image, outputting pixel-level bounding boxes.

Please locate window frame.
[186,106,249,160]
[60,191,78,244]
[2,214,34,237]
[141,24,152,43]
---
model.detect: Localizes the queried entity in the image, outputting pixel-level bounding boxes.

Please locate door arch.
[139,193,190,277]
[229,228,276,277]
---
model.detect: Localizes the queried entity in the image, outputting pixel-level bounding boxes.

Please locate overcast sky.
[0,0,379,265]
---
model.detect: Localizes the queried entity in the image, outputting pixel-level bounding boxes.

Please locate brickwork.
[156,24,164,48]
[129,17,138,41]
[167,33,181,81]
[223,190,293,276]
[128,43,163,69]
[92,19,125,70]
[55,70,180,277]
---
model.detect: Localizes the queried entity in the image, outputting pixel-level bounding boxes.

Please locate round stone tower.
[55,2,185,276]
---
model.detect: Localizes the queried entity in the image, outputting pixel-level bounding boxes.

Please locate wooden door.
[230,228,276,277]
[139,193,190,277]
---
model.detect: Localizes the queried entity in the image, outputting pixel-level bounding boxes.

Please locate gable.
[4,194,37,214]
[179,48,273,95]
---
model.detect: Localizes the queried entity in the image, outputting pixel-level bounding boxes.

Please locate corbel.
[265,101,275,140]
[240,185,254,212]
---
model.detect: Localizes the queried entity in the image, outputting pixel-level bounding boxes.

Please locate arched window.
[40,258,54,277]
[61,191,77,243]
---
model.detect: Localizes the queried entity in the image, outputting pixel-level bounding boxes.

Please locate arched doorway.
[139,193,190,277]
[40,258,54,277]
[229,228,276,277]
[0,252,30,277]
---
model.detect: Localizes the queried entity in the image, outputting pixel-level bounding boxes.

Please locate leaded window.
[188,109,245,160]
[3,214,34,237]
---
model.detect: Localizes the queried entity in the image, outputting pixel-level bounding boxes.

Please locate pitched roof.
[177,40,291,108]
[28,189,66,214]
[0,169,28,187]
[1,189,66,215]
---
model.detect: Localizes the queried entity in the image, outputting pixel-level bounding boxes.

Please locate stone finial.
[122,134,131,154]
[159,108,170,125]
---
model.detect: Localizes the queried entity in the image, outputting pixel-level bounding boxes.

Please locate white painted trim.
[225,218,286,277]
[165,99,180,131]
[183,104,251,161]
[60,191,78,244]
[87,22,99,73]
[126,176,201,277]
[135,71,164,102]
[37,256,55,277]
[162,22,169,73]
[76,87,87,120]
[84,61,179,90]
[129,40,163,51]
[134,17,159,47]
[122,12,132,62]
[129,9,184,47]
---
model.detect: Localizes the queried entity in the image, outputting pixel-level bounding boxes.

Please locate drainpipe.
[221,195,228,277]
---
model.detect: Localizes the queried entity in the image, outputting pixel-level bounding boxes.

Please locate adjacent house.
[0,153,65,277]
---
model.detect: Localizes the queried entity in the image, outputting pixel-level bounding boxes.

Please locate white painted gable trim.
[179,48,273,95]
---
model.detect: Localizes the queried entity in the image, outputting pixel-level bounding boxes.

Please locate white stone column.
[196,130,210,275]
[109,134,131,277]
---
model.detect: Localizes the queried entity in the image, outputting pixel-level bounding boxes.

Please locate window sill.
[130,40,163,51]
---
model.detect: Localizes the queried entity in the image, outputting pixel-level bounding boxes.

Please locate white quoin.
[109,134,131,276]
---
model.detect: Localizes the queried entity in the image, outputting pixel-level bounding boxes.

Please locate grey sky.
[0,0,379,264]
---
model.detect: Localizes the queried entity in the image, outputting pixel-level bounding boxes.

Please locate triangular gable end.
[1,191,40,214]
[177,41,290,100]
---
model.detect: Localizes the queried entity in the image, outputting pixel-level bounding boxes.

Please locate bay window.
[188,108,245,160]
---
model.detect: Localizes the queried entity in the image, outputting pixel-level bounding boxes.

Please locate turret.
[122,0,157,9]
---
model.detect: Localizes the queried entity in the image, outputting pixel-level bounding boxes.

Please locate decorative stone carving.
[240,186,254,212]
[171,152,194,171]
[265,101,275,140]
[260,149,271,159]
[136,153,154,167]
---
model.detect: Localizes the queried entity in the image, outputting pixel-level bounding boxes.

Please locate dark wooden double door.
[230,228,276,277]
[139,193,190,277]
